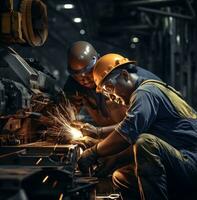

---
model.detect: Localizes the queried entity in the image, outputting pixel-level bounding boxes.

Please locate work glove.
[71,121,101,138]
[78,144,98,174]
[71,136,100,149]
[94,157,116,178]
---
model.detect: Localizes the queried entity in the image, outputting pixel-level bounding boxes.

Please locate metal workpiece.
[0,142,98,200]
[0,142,79,169]
[0,167,97,200]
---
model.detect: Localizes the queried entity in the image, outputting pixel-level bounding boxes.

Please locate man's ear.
[120,69,129,81]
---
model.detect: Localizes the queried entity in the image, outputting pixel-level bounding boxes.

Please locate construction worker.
[78,53,197,200]
[64,40,124,127]
[65,41,162,176]
[64,41,161,132]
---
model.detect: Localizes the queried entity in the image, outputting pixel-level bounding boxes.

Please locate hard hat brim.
[96,60,136,93]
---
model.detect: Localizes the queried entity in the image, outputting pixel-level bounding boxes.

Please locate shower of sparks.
[36,158,43,165]
[47,98,83,142]
[42,175,49,183]
[59,193,64,200]
[69,127,83,139]
[53,143,58,151]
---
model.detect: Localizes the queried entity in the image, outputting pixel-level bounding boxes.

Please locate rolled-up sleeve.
[116,89,159,144]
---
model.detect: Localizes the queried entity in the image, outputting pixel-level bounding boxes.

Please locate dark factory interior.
[0,0,197,200]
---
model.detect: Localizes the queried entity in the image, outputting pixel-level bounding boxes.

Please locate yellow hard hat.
[93,53,136,92]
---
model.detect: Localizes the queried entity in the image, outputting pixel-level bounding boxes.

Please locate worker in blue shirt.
[78,53,197,200]
[64,41,161,136]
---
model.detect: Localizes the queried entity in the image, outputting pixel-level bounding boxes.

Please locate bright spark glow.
[47,98,83,143]
[36,158,43,165]
[59,193,64,200]
[42,175,49,183]
[69,127,83,139]
[79,147,84,155]
[53,143,58,151]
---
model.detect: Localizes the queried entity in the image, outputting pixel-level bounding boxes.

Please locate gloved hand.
[71,121,101,138]
[70,121,84,129]
[78,144,98,174]
[71,136,101,149]
[94,157,117,178]
[81,123,101,138]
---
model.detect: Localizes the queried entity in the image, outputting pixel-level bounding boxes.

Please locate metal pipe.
[120,0,177,7]
[185,0,196,18]
[102,25,151,32]
[138,6,194,20]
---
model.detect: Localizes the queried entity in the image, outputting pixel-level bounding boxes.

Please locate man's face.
[73,71,95,88]
[100,70,135,105]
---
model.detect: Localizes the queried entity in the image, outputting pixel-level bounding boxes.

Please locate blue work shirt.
[116,78,197,155]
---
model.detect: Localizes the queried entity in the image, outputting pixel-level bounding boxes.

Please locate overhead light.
[56,4,74,10]
[63,4,74,9]
[80,29,86,35]
[132,37,139,43]
[176,35,180,45]
[73,17,82,23]
[130,43,136,49]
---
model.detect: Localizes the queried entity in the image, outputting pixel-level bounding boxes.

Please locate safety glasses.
[100,73,120,93]
[100,73,125,105]
[69,56,97,78]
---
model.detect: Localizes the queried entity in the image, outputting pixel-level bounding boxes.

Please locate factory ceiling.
[13,0,197,87]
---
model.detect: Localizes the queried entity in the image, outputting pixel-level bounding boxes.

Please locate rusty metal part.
[0,142,80,171]
[20,0,48,46]
[0,142,97,199]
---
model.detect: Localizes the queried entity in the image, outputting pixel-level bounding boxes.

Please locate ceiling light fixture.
[63,4,74,9]
[132,37,139,43]
[80,29,86,35]
[73,17,82,23]
[56,4,74,11]
[64,3,74,9]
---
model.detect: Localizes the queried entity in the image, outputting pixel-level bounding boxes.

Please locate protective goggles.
[68,56,97,77]
[100,73,125,105]
[100,73,120,93]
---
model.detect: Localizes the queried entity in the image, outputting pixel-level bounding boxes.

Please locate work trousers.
[112,134,197,200]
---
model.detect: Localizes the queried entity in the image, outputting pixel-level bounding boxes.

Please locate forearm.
[98,124,118,138]
[97,130,130,157]
[113,147,133,165]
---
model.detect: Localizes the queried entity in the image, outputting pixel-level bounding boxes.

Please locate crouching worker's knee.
[112,166,140,199]
[134,134,165,176]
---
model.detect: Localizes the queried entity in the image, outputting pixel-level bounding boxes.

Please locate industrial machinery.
[0,1,99,199]
[0,142,98,200]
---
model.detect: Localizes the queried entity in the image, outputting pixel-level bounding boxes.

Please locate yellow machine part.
[20,0,48,46]
[0,0,48,46]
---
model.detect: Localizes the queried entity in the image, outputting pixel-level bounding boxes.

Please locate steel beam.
[138,6,194,20]
[120,0,177,7]
[102,24,151,32]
